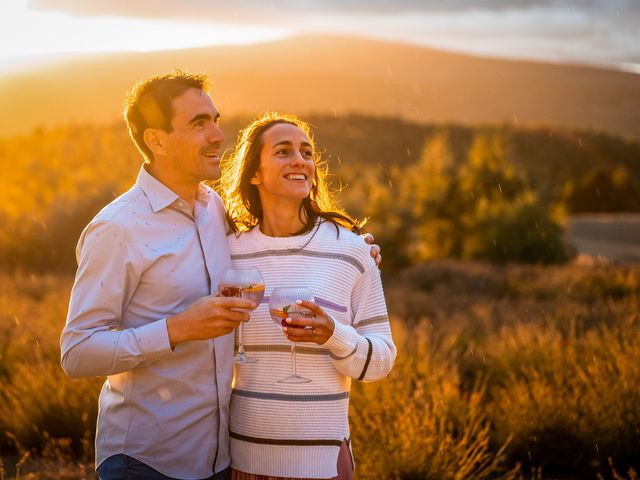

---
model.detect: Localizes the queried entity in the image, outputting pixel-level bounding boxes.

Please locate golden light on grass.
[3,262,640,478]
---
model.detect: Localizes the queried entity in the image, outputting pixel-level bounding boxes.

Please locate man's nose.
[207,123,224,143]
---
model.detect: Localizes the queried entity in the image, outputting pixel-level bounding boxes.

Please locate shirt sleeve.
[60,219,173,378]
[322,262,396,381]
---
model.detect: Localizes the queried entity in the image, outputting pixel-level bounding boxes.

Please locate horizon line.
[0,33,638,77]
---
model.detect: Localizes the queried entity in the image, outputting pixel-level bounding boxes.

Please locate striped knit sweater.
[227,221,396,479]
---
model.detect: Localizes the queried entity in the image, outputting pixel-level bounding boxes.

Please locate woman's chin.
[281,189,311,200]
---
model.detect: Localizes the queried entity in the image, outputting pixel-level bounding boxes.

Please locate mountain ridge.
[0,35,638,139]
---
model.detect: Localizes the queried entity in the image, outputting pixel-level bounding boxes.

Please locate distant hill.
[0,36,639,138]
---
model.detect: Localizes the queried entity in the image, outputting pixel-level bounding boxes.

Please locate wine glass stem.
[238,323,246,356]
[291,343,297,377]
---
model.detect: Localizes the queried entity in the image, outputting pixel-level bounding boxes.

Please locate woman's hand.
[362,232,382,266]
[282,300,334,345]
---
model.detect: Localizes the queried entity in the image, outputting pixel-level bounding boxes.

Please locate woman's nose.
[290,151,305,165]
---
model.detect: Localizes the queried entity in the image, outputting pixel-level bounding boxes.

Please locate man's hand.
[362,232,382,267]
[166,295,255,348]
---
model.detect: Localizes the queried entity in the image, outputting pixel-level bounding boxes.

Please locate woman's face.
[251,123,315,204]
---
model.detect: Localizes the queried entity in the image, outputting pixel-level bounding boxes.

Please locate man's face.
[162,88,224,183]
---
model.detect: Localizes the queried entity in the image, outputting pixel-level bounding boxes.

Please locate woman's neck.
[260,199,307,237]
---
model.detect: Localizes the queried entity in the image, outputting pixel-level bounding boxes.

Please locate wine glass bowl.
[220,282,265,307]
[269,287,314,384]
[219,267,265,364]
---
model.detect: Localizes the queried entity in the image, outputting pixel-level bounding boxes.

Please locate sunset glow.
[0,1,287,72]
[1,0,638,74]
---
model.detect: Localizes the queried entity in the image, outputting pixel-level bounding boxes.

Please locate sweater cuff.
[323,316,358,359]
[134,318,173,359]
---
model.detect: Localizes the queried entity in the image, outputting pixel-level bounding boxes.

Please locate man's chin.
[203,166,221,181]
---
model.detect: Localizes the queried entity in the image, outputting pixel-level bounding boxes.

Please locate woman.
[220,112,396,480]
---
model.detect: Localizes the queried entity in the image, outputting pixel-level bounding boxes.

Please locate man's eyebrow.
[188,112,220,125]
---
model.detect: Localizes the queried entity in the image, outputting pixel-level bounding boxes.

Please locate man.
[61,70,381,480]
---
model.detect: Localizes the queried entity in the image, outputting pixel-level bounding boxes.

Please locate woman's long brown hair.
[219,112,364,236]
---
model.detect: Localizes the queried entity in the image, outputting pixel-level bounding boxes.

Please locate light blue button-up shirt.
[61,166,233,479]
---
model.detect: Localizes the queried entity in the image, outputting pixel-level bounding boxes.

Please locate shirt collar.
[137,166,180,213]
[196,182,214,204]
[136,165,214,213]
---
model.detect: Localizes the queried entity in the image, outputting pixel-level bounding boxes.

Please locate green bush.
[467,198,572,264]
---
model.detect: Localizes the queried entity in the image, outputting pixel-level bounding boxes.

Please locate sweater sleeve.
[322,263,396,381]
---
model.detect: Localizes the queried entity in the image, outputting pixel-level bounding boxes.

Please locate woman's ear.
[250,172,261,186]
[143,128,166,157]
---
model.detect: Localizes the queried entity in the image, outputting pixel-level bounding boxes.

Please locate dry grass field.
[1,259,639,479]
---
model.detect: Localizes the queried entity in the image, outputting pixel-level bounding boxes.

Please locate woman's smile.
[284,173,308,181]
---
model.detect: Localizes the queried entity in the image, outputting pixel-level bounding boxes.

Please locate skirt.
[231,439,353,480]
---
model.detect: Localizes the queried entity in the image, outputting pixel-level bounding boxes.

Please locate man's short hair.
[124,70,209,161]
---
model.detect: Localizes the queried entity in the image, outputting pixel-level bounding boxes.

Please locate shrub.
[2,261,640,478]
[0,273,101,454]
[349,320,516,480]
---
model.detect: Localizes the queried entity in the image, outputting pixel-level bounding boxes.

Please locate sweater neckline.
[248,221,323,248]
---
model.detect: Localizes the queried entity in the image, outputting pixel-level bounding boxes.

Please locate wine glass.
[219,267,265,364]
[269,287,314,384]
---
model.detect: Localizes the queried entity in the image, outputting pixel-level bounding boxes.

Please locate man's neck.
[146,163,199,210]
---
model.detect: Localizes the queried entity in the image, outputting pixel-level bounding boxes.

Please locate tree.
[564,166,640,212]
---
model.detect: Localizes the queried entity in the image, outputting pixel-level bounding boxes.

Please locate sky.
[1,0,639,74]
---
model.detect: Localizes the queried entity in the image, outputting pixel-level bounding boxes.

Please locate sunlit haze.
[1,0,639,74]
[0,1,287,73]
